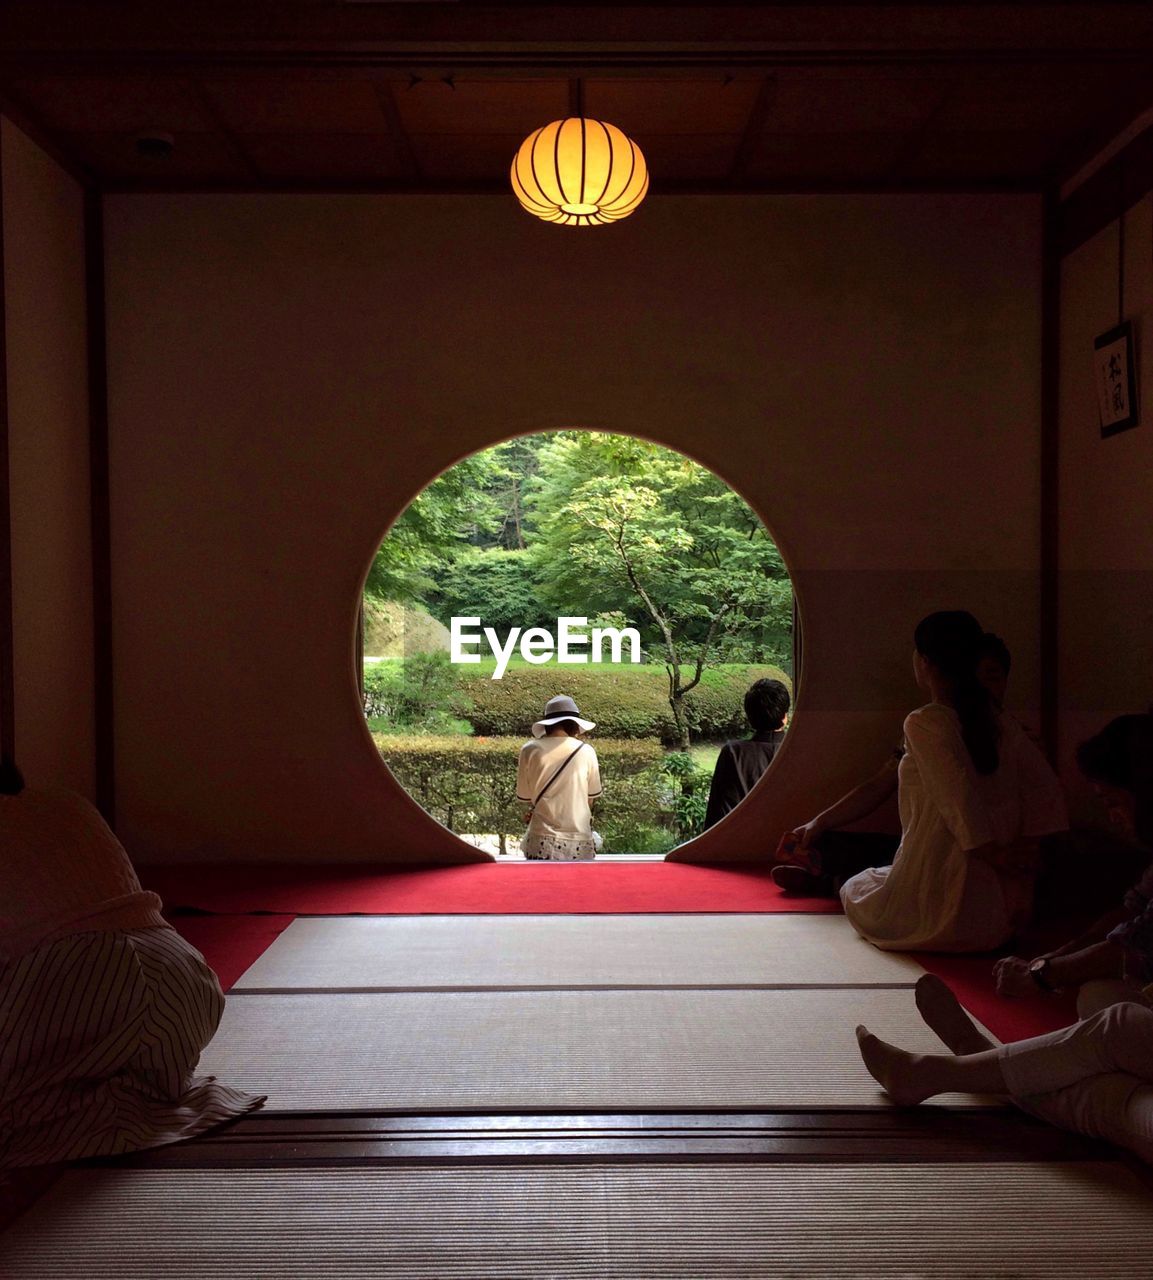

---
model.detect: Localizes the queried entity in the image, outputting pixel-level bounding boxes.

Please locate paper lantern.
[510,118,649,226]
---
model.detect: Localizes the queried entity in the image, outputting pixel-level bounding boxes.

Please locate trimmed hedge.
[377,734,668,855]
[458,665,791,743]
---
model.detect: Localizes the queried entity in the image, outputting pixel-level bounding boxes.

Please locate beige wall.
[1057,191,1153,818]
[2,118,94,797]
[103,192,1043,863]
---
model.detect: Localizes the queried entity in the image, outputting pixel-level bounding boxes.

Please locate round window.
[360,430,795,857]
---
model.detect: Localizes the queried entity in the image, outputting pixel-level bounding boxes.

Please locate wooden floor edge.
[89,1107,1109,1170]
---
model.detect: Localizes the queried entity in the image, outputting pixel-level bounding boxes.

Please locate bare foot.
[855,1025,935,1106]
[915,974,995,1056]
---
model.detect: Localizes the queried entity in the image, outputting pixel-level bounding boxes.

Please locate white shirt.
[516,736,602,840]
[840,703,1068,952]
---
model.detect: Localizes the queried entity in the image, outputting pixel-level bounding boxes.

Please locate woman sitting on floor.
[775,630,1020,896]
[0,761,264,1169]
[839,610,1067,952]
[517,695,603,861]
[858,713,1153,1163]
[859,972,1153,1165]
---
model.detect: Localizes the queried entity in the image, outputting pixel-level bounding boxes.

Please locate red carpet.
[168,913,295,990]
[142,862,843,916]
[152,864,1082,1045]
[916,952,1079,1044]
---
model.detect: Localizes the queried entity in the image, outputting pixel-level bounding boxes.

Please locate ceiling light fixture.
[511,114,649,227]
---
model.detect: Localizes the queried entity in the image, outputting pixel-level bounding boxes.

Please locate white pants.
[998,986,1153,1165]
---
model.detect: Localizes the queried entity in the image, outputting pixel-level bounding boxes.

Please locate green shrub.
[602,822,679,857]
[426,548,555,637]
[377,734,668,854]
[363,652,472,732]
[659,751,713,841]
[368,714,473,737]
[458,664,790,743]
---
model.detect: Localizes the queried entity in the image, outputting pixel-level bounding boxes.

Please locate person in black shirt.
[702,678,790,829]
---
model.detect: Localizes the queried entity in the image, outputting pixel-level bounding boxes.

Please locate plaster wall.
[2,118,93,797]
[1057,192,1153,818]
[103,193,1043,863]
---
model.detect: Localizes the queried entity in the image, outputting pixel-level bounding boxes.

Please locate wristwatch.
[1029,957,1055,992]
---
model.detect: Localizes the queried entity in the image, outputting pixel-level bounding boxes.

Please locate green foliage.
[362,599,450,659]
[458,664,791,745]
[481,436,550,550]
[425,547,553,636]
[524,432,793,661]
[377,734,667,854]
[659,751,698,778]
[368,714,473,737]
[365,428,794,749]
[362,652,471,733]
[660,751,713,841]
[519,431,792,745]
[367,435,555,607]
[605,823,679,857]
[365,452,502,603]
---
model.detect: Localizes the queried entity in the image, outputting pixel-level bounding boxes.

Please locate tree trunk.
[511,481,525,549]
[668,677,690,751]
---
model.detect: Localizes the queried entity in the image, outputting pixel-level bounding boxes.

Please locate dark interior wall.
[1057,188,1153,820]
[1,118,93,797]
[102,191,1043,864]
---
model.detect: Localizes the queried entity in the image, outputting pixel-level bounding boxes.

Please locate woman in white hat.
[516,695,602,861]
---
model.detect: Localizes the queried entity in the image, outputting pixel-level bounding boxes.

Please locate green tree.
[482,435,549,550]
[427,546,553,635]
[365,452,501,603]
[366,435,553,607]
[527,432,791,748]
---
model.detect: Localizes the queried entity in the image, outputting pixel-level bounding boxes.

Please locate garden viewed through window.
[362,431,794,856]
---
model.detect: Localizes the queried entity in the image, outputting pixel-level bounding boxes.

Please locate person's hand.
[993,955,1038,999]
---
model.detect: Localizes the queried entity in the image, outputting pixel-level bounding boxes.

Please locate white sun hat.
[531,695,596,738]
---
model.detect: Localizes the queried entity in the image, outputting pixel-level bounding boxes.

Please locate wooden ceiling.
[2,3,1153,192]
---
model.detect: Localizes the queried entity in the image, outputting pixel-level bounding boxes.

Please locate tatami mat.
[233,914,923,990]
[202,988,996,1110]
[7,1163,1153,1278]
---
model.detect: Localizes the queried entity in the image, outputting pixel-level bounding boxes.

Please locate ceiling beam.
[187,80,265,184]
[728,75,778,184]
[0,85,95,187]
[2,3,1153,59]
[372,79,421,181]
[1051,83,1153,189]
[883,83,954,181]
[4,50,1153,78]
[98,175,1045,197]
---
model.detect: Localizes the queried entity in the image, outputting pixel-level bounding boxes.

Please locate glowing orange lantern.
[510,118,649,227]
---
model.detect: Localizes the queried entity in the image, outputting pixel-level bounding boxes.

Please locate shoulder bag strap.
[531,740,588,810]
